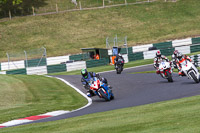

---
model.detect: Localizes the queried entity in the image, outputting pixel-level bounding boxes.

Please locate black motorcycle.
[116,59,124,74]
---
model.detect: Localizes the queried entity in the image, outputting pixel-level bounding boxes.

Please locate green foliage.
[0,0,46,17]
[12,0,22,5]
[0,0,6,4]
[0,0,22,6]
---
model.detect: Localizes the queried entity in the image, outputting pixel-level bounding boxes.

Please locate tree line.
[0,0,47,18]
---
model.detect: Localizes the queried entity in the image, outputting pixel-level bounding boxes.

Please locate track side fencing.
[1,36,200,75]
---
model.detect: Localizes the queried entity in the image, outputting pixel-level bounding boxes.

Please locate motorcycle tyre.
[110,93,114,100]
[190,72,199,83]
[116,65,122,74]
[99,88,110,101]
[166,71,173,82]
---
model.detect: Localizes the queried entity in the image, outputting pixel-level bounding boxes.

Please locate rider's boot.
[87,90,95,97]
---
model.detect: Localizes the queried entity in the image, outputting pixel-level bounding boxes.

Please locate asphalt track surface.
[18,64,200,126]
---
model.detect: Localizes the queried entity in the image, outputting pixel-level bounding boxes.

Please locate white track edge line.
[46,76,92,112]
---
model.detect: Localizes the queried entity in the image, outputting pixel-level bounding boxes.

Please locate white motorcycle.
[158,61,173,82]
[181,60,199,83]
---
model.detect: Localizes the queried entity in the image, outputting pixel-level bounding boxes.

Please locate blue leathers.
[81,72,96,87]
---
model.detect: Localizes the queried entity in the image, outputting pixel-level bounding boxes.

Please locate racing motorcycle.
[88,77,114,101]
[180,60,199,83]
[116,58,124,74]
[158,61,173,82]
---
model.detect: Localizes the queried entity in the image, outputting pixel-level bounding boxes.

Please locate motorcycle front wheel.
[99,88,110,101]
[116,65,122,74]
[190,72,199,83]
[166,71,173,82]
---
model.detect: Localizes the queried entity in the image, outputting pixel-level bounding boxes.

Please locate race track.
[19,64,200,125]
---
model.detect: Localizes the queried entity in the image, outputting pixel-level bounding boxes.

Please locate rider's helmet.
[118,53,122,57]
[156,51,161,58]
[81,69,88,79]
[173,50,179,57]
[177,52,183,61]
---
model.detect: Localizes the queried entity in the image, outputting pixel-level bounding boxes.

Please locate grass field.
[1,0,200,60]
[1,94,200,133]
[34,0,144,13]
[0,75,87,124]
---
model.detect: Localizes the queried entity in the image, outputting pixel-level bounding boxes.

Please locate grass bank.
[0,75,87,124]
[1,95,200,133]
[0,0,200,60]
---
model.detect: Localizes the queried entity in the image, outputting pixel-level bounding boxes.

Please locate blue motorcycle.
[88,77,114,101]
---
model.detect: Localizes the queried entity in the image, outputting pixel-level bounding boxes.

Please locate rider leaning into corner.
[176,52,192,77]
[153,51,170,74]
[171,50,180,69]
[114,53,125,69]
[81,69,110,97]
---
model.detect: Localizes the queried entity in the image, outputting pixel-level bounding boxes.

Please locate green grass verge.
[130,70,155,74]
[1,95,200,133]
[0,75,87,124]
[1,0,200,60]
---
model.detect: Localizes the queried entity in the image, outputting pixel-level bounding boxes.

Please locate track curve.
[19,64,200,125]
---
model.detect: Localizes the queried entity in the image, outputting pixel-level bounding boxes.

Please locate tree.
[0,0,23,14]
[0,0,23,5]
[0,0,47,18]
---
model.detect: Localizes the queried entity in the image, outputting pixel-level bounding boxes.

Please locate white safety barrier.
[66,61,86,71]
[1,60,25,71]
[172,38,192,47]
[47,56,70,65]
[132,44,153,53]
[26,66,47,75]
[0,71,6,74]
[175,46,190,54]
[143,50,158,59]
[108,49,113,56]
[122,54,129,63]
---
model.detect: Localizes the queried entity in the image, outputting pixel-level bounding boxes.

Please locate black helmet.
[177,52,183,60]
[81,69,88,78]
[156,51,161,58]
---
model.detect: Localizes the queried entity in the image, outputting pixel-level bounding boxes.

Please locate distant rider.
[176,52,192,76]
[171,50,180,69]
[81,69,108,97]
[153,51,170,74]
[114,53,125,69]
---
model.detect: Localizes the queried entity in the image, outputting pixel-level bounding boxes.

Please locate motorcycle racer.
[171,50,180,69]
[81,69,108,97]
[114,53,124,69]
[176,52,192,76]
[153,51,170,74]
